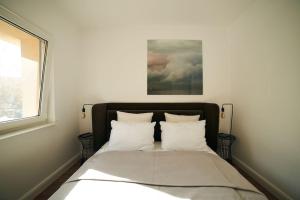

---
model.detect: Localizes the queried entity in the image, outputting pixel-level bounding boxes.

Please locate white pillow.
[108,120,155,151]
[165,113,200,122]
[160,120,207,151]
[117,111,153,122]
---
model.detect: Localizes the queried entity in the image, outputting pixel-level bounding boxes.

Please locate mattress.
[96,141,217,155]
[50,143,267,200]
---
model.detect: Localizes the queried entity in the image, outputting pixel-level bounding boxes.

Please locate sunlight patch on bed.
[78,169,132,182]
[64,180,190,200]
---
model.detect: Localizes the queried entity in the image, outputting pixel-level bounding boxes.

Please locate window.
[0,7,52,134]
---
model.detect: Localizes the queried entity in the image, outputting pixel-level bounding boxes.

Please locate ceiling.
[55,0,255,28]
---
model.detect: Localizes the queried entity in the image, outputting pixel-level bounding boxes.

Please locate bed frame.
[92,103,219,152]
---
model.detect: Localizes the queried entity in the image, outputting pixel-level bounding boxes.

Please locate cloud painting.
[147,40,203,95]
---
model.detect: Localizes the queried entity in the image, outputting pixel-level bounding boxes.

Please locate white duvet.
[50,143,267,200]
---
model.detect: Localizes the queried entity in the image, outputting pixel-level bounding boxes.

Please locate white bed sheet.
[50,143,267,200]
[95,141,217,155]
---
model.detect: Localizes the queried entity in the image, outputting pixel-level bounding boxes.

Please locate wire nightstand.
[78,132,94,164]
[217,133,236,163]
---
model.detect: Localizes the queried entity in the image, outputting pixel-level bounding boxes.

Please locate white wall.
[79,26,231,132]
[0,1,81,199]
[228,1,300,199]
[1,1,298,199]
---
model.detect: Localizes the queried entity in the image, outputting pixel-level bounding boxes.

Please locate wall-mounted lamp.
[81,104,94,119]
[221,103,233,135]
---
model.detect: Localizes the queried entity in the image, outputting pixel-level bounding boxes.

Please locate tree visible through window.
[0,17,47,123]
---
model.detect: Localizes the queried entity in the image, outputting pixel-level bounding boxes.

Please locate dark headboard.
[92,103,219,152]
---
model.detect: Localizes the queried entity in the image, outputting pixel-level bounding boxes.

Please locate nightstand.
[78,132,94,164]
[217,133,236,163]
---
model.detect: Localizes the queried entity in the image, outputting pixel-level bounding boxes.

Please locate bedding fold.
[66,151,261,195]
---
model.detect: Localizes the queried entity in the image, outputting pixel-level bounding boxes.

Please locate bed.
[50,103,267,200]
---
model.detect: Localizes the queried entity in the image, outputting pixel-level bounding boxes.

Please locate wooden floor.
[232,163,278,200]
[35,161,278,200]
[34,162,81,200]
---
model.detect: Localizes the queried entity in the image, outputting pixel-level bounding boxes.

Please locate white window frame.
[0,6,53,135]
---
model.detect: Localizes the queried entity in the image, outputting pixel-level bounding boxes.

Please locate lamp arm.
[81,104,94,119]
[82,104,94,108]
[221,103,233,135]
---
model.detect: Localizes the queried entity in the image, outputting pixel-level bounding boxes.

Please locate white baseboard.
[232,156,293,200]
[18,153,80,200]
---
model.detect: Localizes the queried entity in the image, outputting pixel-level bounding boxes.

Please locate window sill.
[0,122,56,140]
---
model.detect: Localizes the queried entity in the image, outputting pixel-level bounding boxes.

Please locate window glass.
[0,18,47,123]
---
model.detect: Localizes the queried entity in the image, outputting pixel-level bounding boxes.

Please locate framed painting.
[147,40,203,95]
